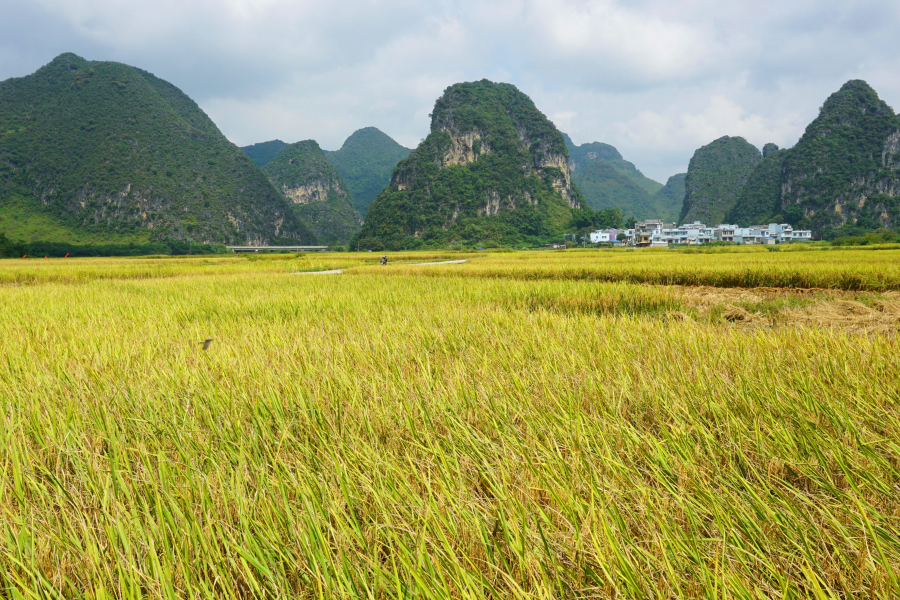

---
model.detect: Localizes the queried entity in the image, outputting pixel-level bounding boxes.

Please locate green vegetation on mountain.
[323,128,411,218]
[563,135,680,220]
[680,136,761,225]
[0,191,120,244]
[726,148,787,226]
[0,232,24,257]
[563,134,683,221]
[262,140,362,245]
[563,134,621,162]
[654,173,686,220]
[0,53,313,245]
[353,80,582,250]
[242,140,288,167]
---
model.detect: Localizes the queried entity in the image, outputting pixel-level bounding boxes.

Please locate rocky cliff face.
[680,136,762,225]
[535,153,579,208]
[261,140,363,244]
[355,80,582,249]
[281,182,341,205]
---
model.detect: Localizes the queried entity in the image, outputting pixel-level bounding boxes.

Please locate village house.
[587,221,812,247]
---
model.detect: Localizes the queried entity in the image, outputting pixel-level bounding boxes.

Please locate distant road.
[292,269,344,275]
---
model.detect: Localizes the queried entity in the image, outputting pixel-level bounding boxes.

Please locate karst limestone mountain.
[242,128,411,220]
[0,53,314,245]
[323,128,412,218]
[680,136,762,226]
[352,80,584,249]
[242,140,289,168]
[261,140,363,245]
[689,81,900,236]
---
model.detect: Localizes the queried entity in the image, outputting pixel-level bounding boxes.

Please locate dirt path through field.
[291,260,467,276]
[292,269,344,275]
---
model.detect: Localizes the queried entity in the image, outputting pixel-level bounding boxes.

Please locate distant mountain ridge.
[243,140,288,168]
[241,128,411,219]
[324,128,411,217]
[261,140,362,245]
[655,174,687,219]
[6,56,895,249]
[563,134,682,221]
[0,53,314,245]
[354,80,582,249]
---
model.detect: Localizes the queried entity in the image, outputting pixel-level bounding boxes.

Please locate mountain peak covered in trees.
[352,80,584,249]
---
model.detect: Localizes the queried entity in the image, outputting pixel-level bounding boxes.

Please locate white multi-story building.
[589,230,611,243]
[649,221,715,245]
[765,223,812,242]
[714,225,737,242]
[624,221,814,246]
[732,224,813,244]
[732,227,767,244]
[634,220,675,246]
[588,228,628,244]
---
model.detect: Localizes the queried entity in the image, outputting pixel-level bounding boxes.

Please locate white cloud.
[1,0,899,181]
[517,0,724,85]
[551,111,576,133]
[613,95,803,152]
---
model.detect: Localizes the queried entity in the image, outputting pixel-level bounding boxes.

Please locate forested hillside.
[680,136,761,225]
[242,128,409,219]
[725,147,788,227]
[778,81,900,235]
[0,53,314,245]
[654,174,686,220]
[324,128,411,217]
[242,140,288,168]
[564,135,681,220]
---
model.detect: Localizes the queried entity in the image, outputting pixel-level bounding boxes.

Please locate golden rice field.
[0,247,899,599]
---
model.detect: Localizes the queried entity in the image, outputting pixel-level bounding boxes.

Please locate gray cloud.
[2,0,899,182]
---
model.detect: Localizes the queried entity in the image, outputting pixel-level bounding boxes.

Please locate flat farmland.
[0,248,898,598]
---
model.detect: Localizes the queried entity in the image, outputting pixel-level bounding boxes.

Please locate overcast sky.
[2,0,899,182]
